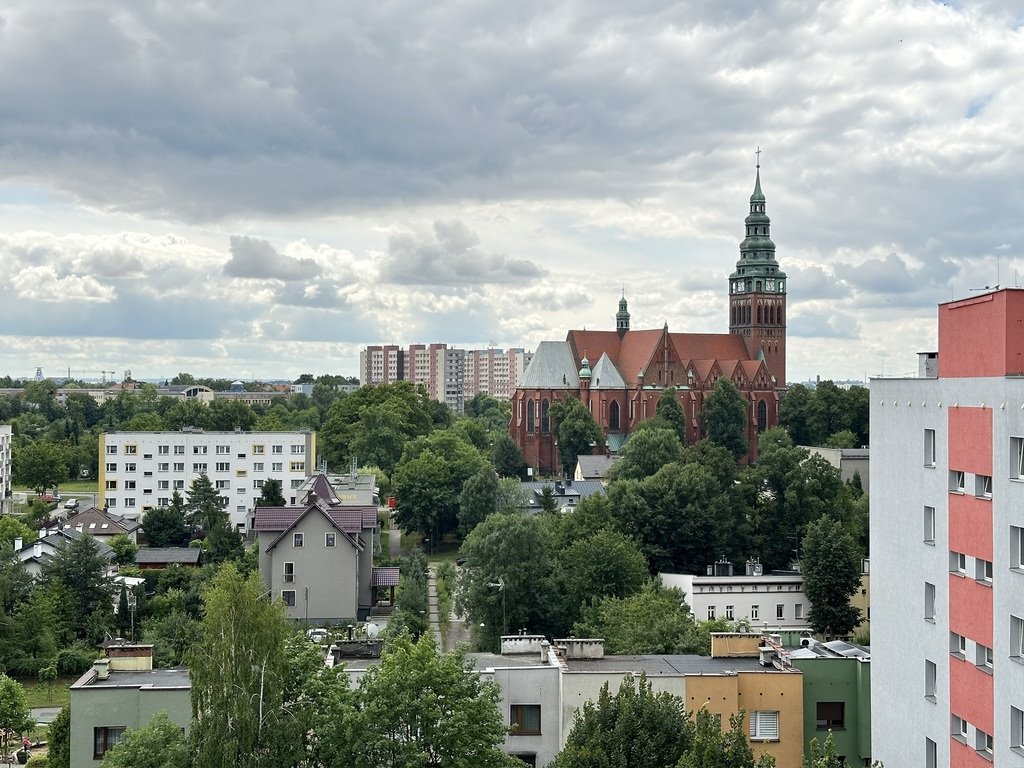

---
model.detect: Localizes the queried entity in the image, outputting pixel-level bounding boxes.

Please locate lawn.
[18,676,77,709]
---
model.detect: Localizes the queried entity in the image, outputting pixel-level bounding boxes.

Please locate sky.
[0,0,1022,384]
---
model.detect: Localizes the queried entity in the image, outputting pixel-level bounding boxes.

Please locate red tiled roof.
[251,506,300,531]
[670,332,749,362]
[372,566,400,587]
[615,329,666,387]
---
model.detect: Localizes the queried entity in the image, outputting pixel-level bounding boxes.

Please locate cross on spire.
[755,146,761,168]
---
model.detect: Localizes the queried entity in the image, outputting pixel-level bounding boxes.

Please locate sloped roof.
[301,473,340,505]
[371,566,400,587]
[65,507,140,535]
[613,329,666,386]
[520,341,579,389]
[136,547,201,565]
[589,353,626,389]
[19,528,116,561]
[670,333,748,363]
[261,503,364,553]
[253,501,378,535]
[566,330,622,371]
[575,454,620,478]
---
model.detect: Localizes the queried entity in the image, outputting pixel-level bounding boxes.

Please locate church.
[509,165,788,474]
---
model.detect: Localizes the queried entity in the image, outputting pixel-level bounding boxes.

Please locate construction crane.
[65,369,119,384]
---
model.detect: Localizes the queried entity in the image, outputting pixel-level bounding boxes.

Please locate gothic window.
[757,400,768,433]
[610,401,620,431]
[541,399,550,433]
[757,305,763,324]
[527,399,535,433]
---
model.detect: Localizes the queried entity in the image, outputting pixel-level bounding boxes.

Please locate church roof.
[520,341,580,389]
[670,334,749,366]
[589,353,626,389]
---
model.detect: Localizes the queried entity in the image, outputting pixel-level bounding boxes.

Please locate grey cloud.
[788,308,861,340]
[783,264,849,301]
[381,220,546,286]
[225,236,320,281]
[835,254,959,303]
[82,248,145,278]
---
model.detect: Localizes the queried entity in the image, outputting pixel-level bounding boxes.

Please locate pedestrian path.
[426,565,443,650]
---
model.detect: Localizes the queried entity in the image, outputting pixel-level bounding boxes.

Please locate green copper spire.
[729,153,786,295]
[616,292,630,337]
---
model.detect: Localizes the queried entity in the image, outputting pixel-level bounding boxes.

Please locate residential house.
[519,479,605,513]
[64,507,142,544]
[573,454,620,482]
[802,445,869,493]
[135,547,202,569]
[15,528,117,579]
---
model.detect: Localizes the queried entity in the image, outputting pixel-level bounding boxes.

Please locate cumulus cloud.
[380,220,546,286]
[10,265,114,303]
[224,236,320,281]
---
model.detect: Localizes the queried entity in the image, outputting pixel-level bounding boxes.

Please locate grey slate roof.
[588,352,626,389]
[519,341,579,389]
[520,479,605,511]
[563,654,774,674]
[136,547,201,565]
[575,454,620,479]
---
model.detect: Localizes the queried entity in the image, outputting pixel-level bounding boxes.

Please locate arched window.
[609,401,620,430]
[757,305,763,324]
[757,400,768,433]
[541,399,550,433]
[526,399,535,433]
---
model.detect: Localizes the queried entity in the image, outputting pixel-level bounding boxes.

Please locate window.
[272,445,283,454]
[173,480,184,490]
[749,711,779,741]
[158,445,169,455]
[950,470,966,493]
[282,590,295,607]
[795,603,804,620]
[158,462,169,472]
[106,462,117,472]
[272,462,283,472]
[924,506,936,544]
[510,705,541,735]
[609,400,620,430]
[174,445,185,455]
[1012,615,1024,659]
[124,480,136,490]
[215,480,230,490]
[1012,706,1024,751]
[924,429,936,466]
[925,659,937,701]
[216,445,230,454]
[926,738,937,768]
[976,728,993,757]
[1013,526,1024,570]
[776,604,785,620]
[157,497,169,507]
[976,558,993,584]
[925,582,936,621]
[125,498,136,507]
[124,445,137,455]
[976,474,992,498]
[290,461,305,472]
[253,444,265,455]
[253,479,264,489]
[93,727,126,759]
[952,714,968,742]
[526,399,535,432]
[283,562,295,584]
[236,470,248,477]
[216,462,230,472]
[750,605,759,620]
[193,445,207,455]
[291,444,305,455]
[125,463,136,472]
[725,605,734,620]
[976,643,993,670]
[1014,437,1024,479]
[106,445,118,455]
[707,606,716,620]
[173,462,184,472]
[193,463,207,473]
[951,632,966,658]
[105,480,117,490]
[158,480,169,490]
[816,702,844,730]
[325,533,336,548]
[293,533,304,548]
[253,462,264,472]
[107,498,116,507]
[291,479,303,489]
[541,399,550,433]
[950,551,966,574]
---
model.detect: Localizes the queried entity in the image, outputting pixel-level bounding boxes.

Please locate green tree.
[551,397,602,477]
[677,709,775,768]
[609,427,684,481]
[0,674,31,759]
[824,429,857,449]
[255,478,286,508]
[559,530,648,620]
[492,433,527,479]
[47,704,71,768]
[465,393,512,433]
[117,583,131,637]
[141,506,188,548]
[802,517,862,638]
[656,387,688,445]
[185,474,226,534]
[188,564,299,768]
[41,535,112,641]
[100,711,189,768]
[458,467,498,535]
[348,631,518,768]
[778,383,814,445]
[14,440,67,494]
[109,534,139,567]
[0,518,35,548]
[574,582,706,655]
[550,673,692,768]
[143,610,201,668]
[701,378,748,459]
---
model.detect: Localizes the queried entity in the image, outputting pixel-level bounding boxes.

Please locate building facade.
[98,429,316,530]
[871,289,1024,767]
[0,424,10,515]
[509,166,787,474]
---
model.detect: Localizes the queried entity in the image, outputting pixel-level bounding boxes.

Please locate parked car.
[63,498,80,511]
[306,628,330,644]
[39,492,61,503]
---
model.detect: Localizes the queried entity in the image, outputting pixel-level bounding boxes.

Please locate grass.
[17,676,77,709]
[12,481,98,494]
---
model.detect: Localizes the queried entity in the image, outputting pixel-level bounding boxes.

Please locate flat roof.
[466,652,553,670]
[74,668,191,689]
[563,654,785,675]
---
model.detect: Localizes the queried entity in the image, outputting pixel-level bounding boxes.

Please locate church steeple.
[729,152,787,385]
[616,292,630,338]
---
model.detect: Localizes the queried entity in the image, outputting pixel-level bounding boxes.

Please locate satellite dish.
[365,622,380,639]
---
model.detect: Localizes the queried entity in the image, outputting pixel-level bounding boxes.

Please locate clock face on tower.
[766,278,775,291]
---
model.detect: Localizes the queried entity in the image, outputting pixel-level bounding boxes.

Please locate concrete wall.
[481,662,561,767]
[661,572,812,631]
[794,657,871,765]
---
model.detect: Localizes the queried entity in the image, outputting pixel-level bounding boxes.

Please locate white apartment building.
[872,289,1024,767]
[464,348,534,400]
[660,561,812,631]
[98,429,316,530]
[0,425,11,515]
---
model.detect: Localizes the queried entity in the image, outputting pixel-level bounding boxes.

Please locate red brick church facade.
[510,166,787,475]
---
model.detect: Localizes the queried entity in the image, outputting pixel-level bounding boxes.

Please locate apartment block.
[464,348,534,400]
[98,429,316,530]
[872,288,1024,767]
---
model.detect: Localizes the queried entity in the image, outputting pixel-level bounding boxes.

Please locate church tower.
[616,294,631,338]
[728,157,787,386]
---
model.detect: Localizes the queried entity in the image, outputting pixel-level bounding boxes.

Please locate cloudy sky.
[1,0,1022,384]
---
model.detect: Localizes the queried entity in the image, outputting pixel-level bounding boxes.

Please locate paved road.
[426,565,444,650]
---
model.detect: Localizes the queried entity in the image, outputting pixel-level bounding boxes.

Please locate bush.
[55,647,94,676]
[5,656,50,678]
[25,756,48,767]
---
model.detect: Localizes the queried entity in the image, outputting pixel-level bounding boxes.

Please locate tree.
[13,440,67,494]
[143,610,201,668]
[0,674,31,760]
[185,474,226,534]
[0,517,35,548]
[458,467,498,535]
[41,534,112,641]
[255,478,286,508]
[701,378,747,459]
[824,429,857,449]
[608,427,684,481]
[492,433,527,479]
[778,383,814,445]
[802,731,883,767]
[574,582,705,656]
[47,704,71,768]
[551,397,602,476]
[188,564,300,768]
[801,517,862,638]
[100,711,189,768]
[141,505,188,548]
[656,387,688,445]
[348,631,518,768]
[559,530,648,620]
[117,582,132,637]
[109,534,139,567]
[550,673,692,768]
[677,709,776,768]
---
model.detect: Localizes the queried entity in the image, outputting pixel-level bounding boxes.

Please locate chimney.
[93,658,110,681]
[540,640,550,664]
[33,542,43,559]
[105,643,154,671]
[13,537,22,551]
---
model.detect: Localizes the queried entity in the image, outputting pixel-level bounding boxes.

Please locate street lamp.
[486,578,506,636]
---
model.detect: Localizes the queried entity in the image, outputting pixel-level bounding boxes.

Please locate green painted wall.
[792,657,871,765]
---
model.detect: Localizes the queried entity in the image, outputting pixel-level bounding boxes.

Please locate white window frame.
[776,604,785,620]
[925,582,936,621]
[325,533,337,548]
[707,605,716,620]
[952,714,968,742]
[975,643,993,671]
[283,562,295,584]
[1011,706,1024,751]
[924,506,936,544]
[950,631,966,658]
[1012,615,1024,659]
[975,558,993,584]
[975,728,993,757]
[1014,436,1024,479]
[924,428,936,467]
[924,659,937,701]
[950,551,966,574]
[281,590,296,607]
[749,711,779,741]
[951,470,966,493]
[1012,525,1024,570]
[976,474,992,499]
[750,605,759,620]
[293,532,304,548]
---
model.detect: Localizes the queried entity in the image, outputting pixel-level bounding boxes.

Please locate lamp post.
[486,578,506,636]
